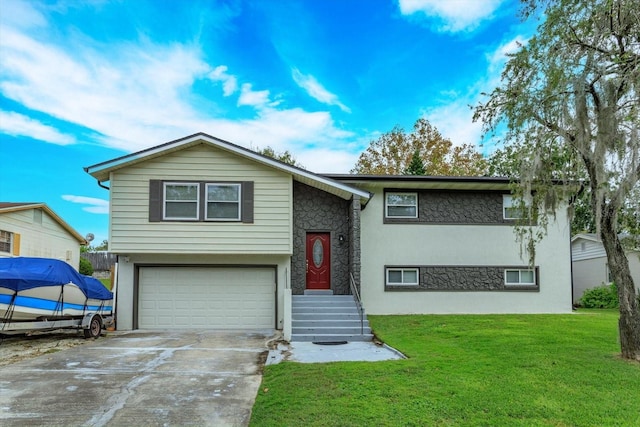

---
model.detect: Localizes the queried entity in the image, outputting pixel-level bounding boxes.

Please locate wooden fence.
[81,252,117,271]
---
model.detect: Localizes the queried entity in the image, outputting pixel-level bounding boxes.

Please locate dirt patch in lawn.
[0,330,92,367]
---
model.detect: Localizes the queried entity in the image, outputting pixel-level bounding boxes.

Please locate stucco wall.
[359,186,573,314]
[292,182,350,295]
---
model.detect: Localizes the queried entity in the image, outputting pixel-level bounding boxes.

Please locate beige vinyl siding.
[109,143,293,254]
[0,209,81,267]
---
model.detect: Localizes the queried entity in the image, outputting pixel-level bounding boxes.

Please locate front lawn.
[250,310,640,426]
[99,278,111,290]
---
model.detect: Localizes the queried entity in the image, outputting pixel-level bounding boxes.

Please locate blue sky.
[0,0,536,244]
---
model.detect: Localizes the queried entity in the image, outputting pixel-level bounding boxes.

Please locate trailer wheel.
[84,315,102,339]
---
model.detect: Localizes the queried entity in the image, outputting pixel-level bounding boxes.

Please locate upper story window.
[504,269,536,286]
[150,180,254,223]
[0,230,12,253]
[206,183,241,221]
[503,195,528,220]
[164,183,200,220]
[386,192,418,218]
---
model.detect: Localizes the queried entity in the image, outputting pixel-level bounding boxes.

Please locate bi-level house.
[85,133,572,341]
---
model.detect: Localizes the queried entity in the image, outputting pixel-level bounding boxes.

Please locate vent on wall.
[66,250,72,261]
[34,209,43,224]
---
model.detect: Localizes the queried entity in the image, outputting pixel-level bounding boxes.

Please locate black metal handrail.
[349,272,364,335]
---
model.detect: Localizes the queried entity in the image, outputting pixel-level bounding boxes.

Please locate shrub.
[79,257,94,276]
[579,282,618,308]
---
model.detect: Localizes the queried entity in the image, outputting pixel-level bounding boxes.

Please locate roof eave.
[84,133,370,202]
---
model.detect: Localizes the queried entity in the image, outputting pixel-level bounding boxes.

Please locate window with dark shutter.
[148,180,254,223]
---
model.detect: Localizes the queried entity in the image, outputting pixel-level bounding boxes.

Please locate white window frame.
[504,269,536,286]
[385,192,418,218]
[503,195,528,220]
[386,268,420,286]
[205,183,241,221]
[0,230,12,253]
[163,182,200,220]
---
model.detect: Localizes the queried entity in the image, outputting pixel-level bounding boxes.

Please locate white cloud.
[208,65,238,96]
[237,83,275,108]
[297,148,360,174]
[0,13,354,157]
[419,34,530,156]
[1,0,47,29]
[0,110,75,145]
[291,68,351,113]
[62,195,109,214]
[398,0,504,32]
[422,102,483,148]
[488,35,528,73]
[192,108,354,170]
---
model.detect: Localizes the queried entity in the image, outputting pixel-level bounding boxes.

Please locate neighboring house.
[84,133,573,335]
[0,202,86,269]
[571,233,640,304]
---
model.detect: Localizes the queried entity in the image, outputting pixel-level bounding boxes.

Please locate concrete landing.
[266,341,405,365]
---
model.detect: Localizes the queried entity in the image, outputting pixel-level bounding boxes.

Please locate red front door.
[306,232,330,289]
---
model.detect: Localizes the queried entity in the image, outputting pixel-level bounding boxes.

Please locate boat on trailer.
[0,257,114,338]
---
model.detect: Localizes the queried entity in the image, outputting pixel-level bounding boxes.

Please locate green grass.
[250,310,640,427]
[99,278,111,290]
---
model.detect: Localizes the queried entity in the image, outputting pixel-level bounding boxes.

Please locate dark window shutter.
[199,182,206,222]
[149,180,163,222]
[241,181,254,223]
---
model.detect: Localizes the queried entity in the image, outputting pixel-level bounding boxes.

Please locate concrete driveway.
[0,330,275,427]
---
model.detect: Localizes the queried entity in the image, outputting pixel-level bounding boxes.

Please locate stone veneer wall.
[384,190,510,224]
[385,266,540,291]
[292,182,351,295]
[349,196,361,296]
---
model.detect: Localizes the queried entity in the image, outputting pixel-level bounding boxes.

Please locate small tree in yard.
[79,257,94,276]
[404,149,427,175]
[474,0,640,360]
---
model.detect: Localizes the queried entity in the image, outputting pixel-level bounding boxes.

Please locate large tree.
[255,146,304,168]
[487,144,597,235]
[352,118,487,175]
[475,0,640,359]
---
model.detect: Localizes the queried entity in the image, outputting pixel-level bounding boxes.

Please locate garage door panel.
[138,267,275,329]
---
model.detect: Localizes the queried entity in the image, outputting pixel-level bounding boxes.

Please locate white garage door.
[138,266,275,329]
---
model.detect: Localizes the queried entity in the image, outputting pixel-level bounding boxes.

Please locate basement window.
[504,269,536,286]
[386,268,419,286]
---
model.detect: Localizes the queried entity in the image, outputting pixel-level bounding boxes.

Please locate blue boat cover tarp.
[0,257,113,300]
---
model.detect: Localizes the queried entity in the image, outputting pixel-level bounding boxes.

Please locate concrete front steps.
[291,291,373,342]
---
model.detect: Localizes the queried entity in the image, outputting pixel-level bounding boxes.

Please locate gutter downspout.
[97,180,110,190]
[82,166,110,191]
